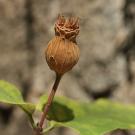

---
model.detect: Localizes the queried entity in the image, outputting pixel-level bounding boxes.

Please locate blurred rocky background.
[0,0,135,135]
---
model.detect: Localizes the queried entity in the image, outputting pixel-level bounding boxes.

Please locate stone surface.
[0,0,135,135]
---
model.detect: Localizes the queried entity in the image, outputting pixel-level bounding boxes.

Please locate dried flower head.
[55,14,79,42]
[45,14,80,75]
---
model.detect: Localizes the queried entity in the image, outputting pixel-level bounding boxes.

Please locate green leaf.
[0,80,35,127]
[37,95,135,135]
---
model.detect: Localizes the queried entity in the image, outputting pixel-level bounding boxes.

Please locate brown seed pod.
[45,15,80,75]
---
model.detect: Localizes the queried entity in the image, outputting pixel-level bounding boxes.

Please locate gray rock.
[0,0,135,135]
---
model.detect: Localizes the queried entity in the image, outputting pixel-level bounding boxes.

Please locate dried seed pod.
[45,15,80,75]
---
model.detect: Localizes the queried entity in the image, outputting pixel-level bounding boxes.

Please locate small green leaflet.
[0,80,35,127]
[37,95,135,135]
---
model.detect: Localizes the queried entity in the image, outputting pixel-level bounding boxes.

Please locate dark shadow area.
[21,0,36,100]
[83,85,116,100]
[110,129,129,135]
[47,101,74,122]
[0,105,13,124]
[123,0,135,24]
[107,0,135,85]
[118,28,135,83]
[119,29,135,58]
[73,68,117,100]
[24,0,35,50]
[117,0,135,83]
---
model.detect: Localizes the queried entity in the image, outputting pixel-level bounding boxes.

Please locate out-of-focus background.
[0,0,135,135]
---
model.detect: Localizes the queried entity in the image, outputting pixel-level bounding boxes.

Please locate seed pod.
[45,15,80,75]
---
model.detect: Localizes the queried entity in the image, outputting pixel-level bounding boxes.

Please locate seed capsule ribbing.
[45,15,80,75]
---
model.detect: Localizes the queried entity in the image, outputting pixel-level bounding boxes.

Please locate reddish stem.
[35,73,62,135]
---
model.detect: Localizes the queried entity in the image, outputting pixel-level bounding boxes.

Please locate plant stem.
[35,73,62,135]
